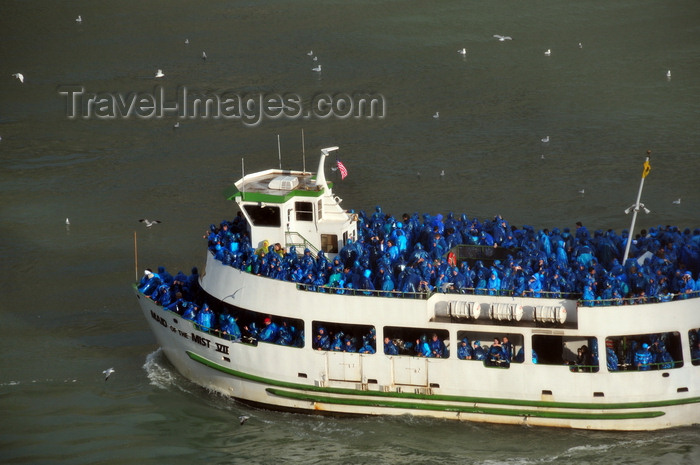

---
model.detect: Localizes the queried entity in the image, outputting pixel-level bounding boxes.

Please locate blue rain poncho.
[259,319,279,342]
[457,339,472,359]
[195,305,214,330]
[384,338,399,355]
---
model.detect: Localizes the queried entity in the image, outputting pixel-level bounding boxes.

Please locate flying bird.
[103,368,115,381]
[13,73,24,83]
[155,69,164,78]
[541,136,550,143]
[458,48,467,55]
[139,219,162,228]
[672,198,681,204]
[578,188,585,195]
[493,35,512,41]
[239,415,251,425]
[312,65,322,72]
[544,49,551,56]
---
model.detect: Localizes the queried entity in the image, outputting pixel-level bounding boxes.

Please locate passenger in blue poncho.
[314,327,330,351]
[221,315,242,340]
[276,321,294,346]
[606,347,619,371]
[138,269,161,295]
[258,317,279,342]
[472,341,486,361]
[416,335,432,357]
[195,304,214,330]
[331,332,345,352]
[182,304,198,321]
[487,271,501,296]
[634,343,653,371]
[384,337,399,355]
[430,333,446,358]
[457,338,472,360]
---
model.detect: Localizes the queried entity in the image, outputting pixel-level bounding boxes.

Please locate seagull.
[440,169,445,177]
[139,219,162,228]
[672,198,681,204]
[544,49,551,56]
[307,50,313,56]
[541,154,545,159]
[103,368,115,381]
[458,48,467,55]
[312,65,322,72]
[66,218,70,226]
[578,42,583,48]
[578,188,585,195]
[666,70,671,79]
[75,15,82,23]
[173,122,180,129]
[155,69,164,78]
[493,35,512,41]
[541,135,550,143]
[202,51,207,60]
[13,73,24,83]
[433,112,439,118]
[239,415,250,425]
[312,56,318,62]
[185,38,189,45]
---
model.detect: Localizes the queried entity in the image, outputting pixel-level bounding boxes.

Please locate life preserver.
[447,251,457,266]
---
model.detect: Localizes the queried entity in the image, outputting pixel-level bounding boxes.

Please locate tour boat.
[135,147,700,431]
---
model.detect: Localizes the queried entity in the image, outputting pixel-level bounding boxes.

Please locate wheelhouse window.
[321,234,338,253]
[605,332,683,371]
[295,201,313,221]
[317,199,323,220]
[243,205,281,227]
[532,335,600,372]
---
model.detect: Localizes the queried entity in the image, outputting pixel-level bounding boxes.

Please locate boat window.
[532,335,600,372]
[383,326,449,358]
[243,205,281,227]
[321,234,338,253]
[207,297,304,347]
[317,199,323,221]
[295,201,313,222]
[604,332,683,371]
[311,321,376,353]
[691,329,700,366]
[456,331,522,366]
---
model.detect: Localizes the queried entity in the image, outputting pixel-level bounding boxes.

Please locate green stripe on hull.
[265,388,665,421]
[187,351,698,413]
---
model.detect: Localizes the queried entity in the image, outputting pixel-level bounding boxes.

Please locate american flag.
[336,160,348,180]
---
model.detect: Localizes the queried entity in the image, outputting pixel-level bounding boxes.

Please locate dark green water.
[1,0,699,463]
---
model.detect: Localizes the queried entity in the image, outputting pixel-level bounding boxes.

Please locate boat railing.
[284,231,321,257]
[296,283,430,299]
[296,283,577,301]
[577,289,700,307]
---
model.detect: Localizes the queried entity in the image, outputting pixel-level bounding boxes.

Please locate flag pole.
[622,150,651,264]
[134,230,138,282]
[301,129,306,173]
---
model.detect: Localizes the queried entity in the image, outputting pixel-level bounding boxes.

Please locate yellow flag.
[642,160,651,178]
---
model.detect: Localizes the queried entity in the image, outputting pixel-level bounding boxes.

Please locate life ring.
[447,251,457,266]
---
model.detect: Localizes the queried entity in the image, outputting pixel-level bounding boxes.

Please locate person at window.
[634,343,653,371]
[430,333,446,358]
[457,338,472,360]
[384,337,399,355]
[258,317,279,342]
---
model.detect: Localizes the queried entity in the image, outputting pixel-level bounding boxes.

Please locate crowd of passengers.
[138,268,700,369]
[205,208,700,305]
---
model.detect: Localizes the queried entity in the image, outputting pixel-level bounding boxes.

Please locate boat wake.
[142,348,191,394]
